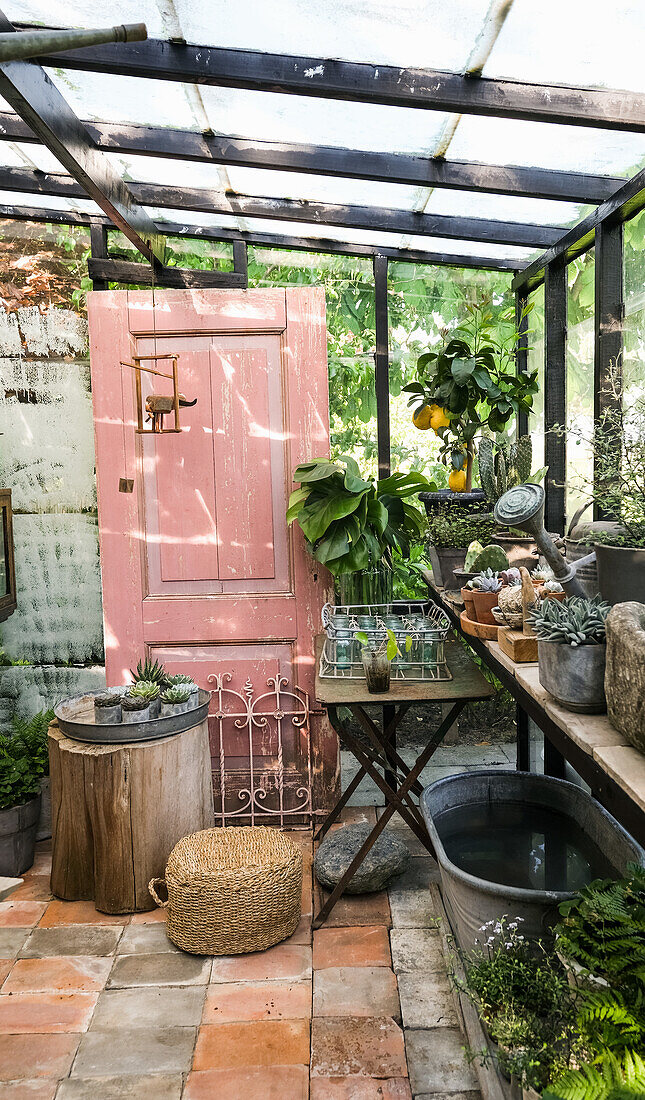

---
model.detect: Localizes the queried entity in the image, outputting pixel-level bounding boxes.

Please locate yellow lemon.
[448,468,467,492]
[430,406,450,431]
[412,405,433,430]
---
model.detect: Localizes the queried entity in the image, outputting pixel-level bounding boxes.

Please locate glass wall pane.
[387,263,514,481]
[247,247,377,476]
[623,207,645,410]
[566,250,595,525]
[526,284,545,473]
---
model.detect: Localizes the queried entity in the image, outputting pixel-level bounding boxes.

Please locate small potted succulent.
[354,628,411,693]
[121,694,151,724]
[128,680,161,718]
[0,736,42,875]
[160,687,191,717]
[541,579,565,602]
[93,692,122,724]
[129,656,170,690]
[528,595,611,713]
[167,674,198,708]
[470,569,504,625]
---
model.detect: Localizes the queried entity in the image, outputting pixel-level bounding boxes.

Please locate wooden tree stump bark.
[49,719,214,914]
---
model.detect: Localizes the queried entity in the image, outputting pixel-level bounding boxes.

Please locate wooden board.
[459,610,499,641]
[49,719,214,913]
[497,627,539,664]
[314,634,494,706]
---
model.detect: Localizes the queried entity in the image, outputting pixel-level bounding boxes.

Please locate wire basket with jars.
[320,601,452,681]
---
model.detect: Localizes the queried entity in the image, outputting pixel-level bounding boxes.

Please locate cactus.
[464,540,484,572]
[471,543,509,573]
[471,568,503,593]
[478,435,535,504]
[528,595,610,646]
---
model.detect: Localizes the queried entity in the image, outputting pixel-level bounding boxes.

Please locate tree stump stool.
[48,720,214,914]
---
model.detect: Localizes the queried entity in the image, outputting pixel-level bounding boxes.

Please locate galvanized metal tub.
[420,770,645,951]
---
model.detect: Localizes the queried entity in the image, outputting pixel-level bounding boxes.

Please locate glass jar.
[330,613,352,668]
[361,648,391,693]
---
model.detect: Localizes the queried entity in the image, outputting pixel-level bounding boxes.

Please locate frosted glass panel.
[527,284,545,474]
[622,208,645,412]
[566,251,595,526]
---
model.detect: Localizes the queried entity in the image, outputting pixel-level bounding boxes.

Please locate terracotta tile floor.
[0,814,479,1098]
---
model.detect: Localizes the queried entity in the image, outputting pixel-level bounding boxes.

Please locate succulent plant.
[500,566,521,586]
[129,657,169,688]
[470,543,509,573]
[167,673,195,688]
[528,595,610,646]
[471,568,503,593]
[542,579,564,593]
[479,435,534,504]
[160,687,191,704]
[531,565,555,582]
[94,692,121,707]
[128,680,160,702]
[121,694,150,711]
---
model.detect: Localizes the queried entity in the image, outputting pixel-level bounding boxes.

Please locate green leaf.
[451,356,476,385]
[294,460,341,483]
[298,491,368,544]
[286,486,310,523]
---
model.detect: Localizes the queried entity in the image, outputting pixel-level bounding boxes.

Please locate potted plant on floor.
[288,455,432,605]
[0,733,42,875]
[528,595,611,713]
[404,298,538,502]
[10,709,55,841]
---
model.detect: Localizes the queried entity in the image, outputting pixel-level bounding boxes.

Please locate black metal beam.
[26,30,645,133]
[87,256,247,289]
[0,166,564,248]
[544,260,567,534]
[0,202,523,271]
[593,221,623,521]
[0,110,621,205]
[514,166,645,292]
[0,13,164,263]
[373,254,390,478]
[89,219,109,291]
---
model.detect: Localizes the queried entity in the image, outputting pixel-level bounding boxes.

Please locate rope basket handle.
[148,877,169,908]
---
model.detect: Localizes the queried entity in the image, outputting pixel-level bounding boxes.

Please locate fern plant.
[544,1049,645,1100]
[10,709,55,778]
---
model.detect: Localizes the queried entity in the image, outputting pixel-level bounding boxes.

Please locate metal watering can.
[494,484,596,598]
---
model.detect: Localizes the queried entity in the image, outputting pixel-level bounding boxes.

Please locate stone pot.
[160,700,189,718]
[594,543,645,605]
[604,602,645,753]
[0,793,41,876]
[538,640,606,713]
[461,586,477,621]
[427,545,467,590]
[36,776,51,842]
[472,588,502,626]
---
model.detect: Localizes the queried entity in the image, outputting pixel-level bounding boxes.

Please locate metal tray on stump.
[54,689,211,744]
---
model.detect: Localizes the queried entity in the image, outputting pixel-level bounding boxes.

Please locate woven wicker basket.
[149,826,303,955]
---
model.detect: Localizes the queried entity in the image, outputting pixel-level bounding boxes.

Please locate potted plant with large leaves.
[287,456,432,605]
[404,299,538,505]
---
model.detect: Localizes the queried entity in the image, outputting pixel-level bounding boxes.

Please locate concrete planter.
[427,545,467,590]
[538,639,607,714]
[0,793,41,876]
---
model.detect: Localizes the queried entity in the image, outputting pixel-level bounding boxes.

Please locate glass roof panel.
[422,189,585,229]
[222,168,421,209]
[485,0,645,93]
[0,190,101,215]
[44,69,200,130]
[448,115,645,178]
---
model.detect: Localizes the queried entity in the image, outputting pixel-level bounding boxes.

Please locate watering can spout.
[494,484,588,598]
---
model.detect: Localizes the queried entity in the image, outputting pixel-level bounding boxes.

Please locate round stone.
[314,823,410,895]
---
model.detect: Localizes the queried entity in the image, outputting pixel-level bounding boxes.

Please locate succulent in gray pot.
[160,687,191,717]
[121,694,151,724]
[528,595,611,714]
[166,674,198,709]
[0,737,42,876]
[128,680,161,718]
[93,692,122,724]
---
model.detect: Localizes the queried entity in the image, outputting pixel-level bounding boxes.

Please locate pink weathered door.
[88,287,338,821]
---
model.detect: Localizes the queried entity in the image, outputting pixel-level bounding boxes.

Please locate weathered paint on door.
[88,287,339,819]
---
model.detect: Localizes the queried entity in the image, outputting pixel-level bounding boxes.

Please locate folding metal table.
[313,633,495,928]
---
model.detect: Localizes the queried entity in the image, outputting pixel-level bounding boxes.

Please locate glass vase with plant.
[288,455,433,604]
[354,628,411,693]
[403,298,538,493]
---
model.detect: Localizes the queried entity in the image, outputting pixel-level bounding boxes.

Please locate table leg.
[516,701,530,772]
[383,703,397,790]
[544,735,566,779]
[313,701,466,929]
[313,704,369,843]
[352,704,423,798]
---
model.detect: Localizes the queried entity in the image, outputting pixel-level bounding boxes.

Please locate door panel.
[88,287,339,820]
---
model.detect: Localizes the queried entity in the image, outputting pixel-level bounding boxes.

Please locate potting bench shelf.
[424,573,645,847]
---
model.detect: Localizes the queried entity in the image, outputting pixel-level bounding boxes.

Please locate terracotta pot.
[461,586,476,621]
[472,588,502,625]
[540,588,566,602]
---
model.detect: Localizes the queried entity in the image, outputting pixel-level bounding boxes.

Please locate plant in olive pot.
[404,298,538,496]
[528,595,611,713]
[0,734,42,875]
[560,358,645,604]
[160,687,191,717]
[288,455,433,605]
